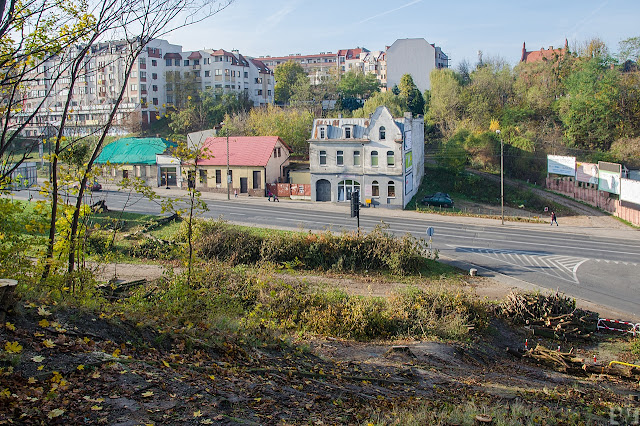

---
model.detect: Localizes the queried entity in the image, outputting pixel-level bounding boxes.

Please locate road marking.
[452,246,588,284]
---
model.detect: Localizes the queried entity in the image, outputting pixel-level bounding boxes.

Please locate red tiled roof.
[163,53,182,59]
[520,40,568,63]
[187,51,202,60]
[197,136,289,167]
[260,53,336,61]
[337,48,368,59]
[249,58,272,74]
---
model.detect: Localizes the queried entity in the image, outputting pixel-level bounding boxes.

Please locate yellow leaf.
[39,319,50,327]
[37,366,44,371]
[4,341,22,353]
[42,339,55,348]
[141,391,154,398]
[208,375,215,381]
[162,360,170,368]
[91,405,102,411]
[77,365,85,371]
[34,332,44,337]
[91,371,101,379]
[193,410,202,417]
[31,355,44,363]
[38,306,51,316]
[112,349,121,358]
[28,377,37,384]
[5,322,15,331]
[0,388,11,398]
[47,408,64,419]
[83,337,91,344]
[201,420,214,425]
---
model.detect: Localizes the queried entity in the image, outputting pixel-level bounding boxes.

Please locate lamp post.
[496,129,504,225]
[215,122,231,200]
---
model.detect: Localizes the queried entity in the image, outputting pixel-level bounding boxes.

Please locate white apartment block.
[16,39,274,138]
[385,38,449,93]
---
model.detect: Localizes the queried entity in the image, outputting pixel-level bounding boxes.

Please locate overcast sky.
[166,0,638,68]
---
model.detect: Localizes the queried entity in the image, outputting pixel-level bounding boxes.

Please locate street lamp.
[496,129,504,225]
[215,122,231,200]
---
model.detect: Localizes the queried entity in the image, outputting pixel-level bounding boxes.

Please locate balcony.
[192,64,201,70]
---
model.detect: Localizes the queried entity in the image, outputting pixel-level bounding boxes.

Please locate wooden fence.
[546,178,640,226]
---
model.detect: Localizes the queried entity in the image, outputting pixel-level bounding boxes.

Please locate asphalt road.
[12,187,640,321]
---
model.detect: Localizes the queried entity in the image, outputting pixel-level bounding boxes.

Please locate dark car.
[421,192,454,208]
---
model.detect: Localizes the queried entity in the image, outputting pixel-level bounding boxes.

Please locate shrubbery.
[191,221,433,275]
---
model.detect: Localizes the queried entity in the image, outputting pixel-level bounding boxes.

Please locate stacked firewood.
[499,291,598,341]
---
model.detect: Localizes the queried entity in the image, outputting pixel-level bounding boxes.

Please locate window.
[277,147,281,157]
[152,98,158,105]
[387,150,395,166]
[388,181,396,197]
[371,151,378,167]
[199,169,207,185]
[152,85,158,91]
[152,73,157,79]
[379,126,386,140]
[131,71,137,78]
[174,59,180,66]
[166,94,173,103]
[255,89,262,95]
[253,171,261,189]
[345,127,351,139]
[205,70,210,77]
[140,84,147,92]
[152,60,157,66]
[184,60,189,66]
[353,150,360,166]
[372,180,379,197]
[319,127,326,139]
[337,150,343,165]
[215,69,222,76]
[244,72,248,78]
[204,58,210,64]
[337,180,360,202]
[130,84,137,91]
[215,169,221,184]
[194,59,199,65]
[140,71,146,79]
[319,150,327,165]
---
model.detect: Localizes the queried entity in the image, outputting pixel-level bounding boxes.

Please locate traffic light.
[350,191,360,218]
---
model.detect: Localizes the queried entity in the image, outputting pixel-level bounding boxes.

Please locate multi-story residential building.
[176,49,274,106]
[385,38,449,93]
[16,39,273,138]
[337,48,369,74]
[308,106,424,209]
[259,52,337,85]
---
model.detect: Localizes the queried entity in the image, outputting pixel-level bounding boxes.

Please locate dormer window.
[379,126,386,140]
[319,126,326,139]
[344,125,352,139]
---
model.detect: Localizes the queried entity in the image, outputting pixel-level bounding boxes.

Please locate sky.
[166,0,639,68]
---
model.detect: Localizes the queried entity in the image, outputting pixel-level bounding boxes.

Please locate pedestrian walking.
[234,189,238,198]
[550,211,558,226]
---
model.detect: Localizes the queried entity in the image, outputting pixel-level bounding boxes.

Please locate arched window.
[379,126,386,140]
[387,150,395,166]
[372,180,379,197]
[371,150,378,167]
[388,181,396,197]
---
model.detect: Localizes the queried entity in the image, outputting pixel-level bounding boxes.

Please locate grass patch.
[407,164,573,216]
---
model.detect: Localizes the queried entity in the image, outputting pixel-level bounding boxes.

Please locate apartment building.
[385,38,449,93]
[308,106,424,209]
[259,52,337,85]
[16,39,273,138]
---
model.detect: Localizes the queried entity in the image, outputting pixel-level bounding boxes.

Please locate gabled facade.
[196,136,290,196]
[308,106,424,209]
[520,40,569,63]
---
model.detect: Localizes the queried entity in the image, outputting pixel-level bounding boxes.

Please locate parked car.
[421,192,454,208]
[73,180,102,191]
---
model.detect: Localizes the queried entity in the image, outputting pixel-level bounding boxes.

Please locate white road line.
[572,259,589,284]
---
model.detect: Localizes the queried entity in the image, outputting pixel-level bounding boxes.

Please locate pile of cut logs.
[508,344,640,381]
[499,291,598,341]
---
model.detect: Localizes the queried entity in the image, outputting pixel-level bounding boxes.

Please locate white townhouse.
[308,106,424,209]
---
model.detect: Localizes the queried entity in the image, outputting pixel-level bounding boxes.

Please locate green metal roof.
[95,138,175,165]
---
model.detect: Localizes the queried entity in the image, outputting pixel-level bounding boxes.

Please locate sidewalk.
[99,183,639,242]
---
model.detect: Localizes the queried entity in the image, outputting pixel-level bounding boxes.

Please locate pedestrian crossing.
[454,246,590,284]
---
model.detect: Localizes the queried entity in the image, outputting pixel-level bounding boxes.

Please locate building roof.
[96,137,175,165]
[337,48,368,59]
[249,58,272,74]
[187,51,202,60]
[197,136,289,167]
[164,52,182,60]
[520,40,569,63]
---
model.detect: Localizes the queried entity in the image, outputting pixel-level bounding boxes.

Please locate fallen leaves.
[4,341,22,353]
[42,339,56,348]
[5,322,15,331]
[141,391,154,398]
[31,355,45,363]
[47,408,64,419]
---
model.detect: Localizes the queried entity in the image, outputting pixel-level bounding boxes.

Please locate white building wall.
[385,38,437,93]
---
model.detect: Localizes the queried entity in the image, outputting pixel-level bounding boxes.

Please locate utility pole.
[226,130,230,200]
[496,129,504,225]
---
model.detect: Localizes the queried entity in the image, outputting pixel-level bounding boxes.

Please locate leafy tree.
[617,36,640,63]
[426,69,464,138]
[223,105,313,156]
[167,91,252,136]
[557,58,620,150]
[337,70,379,99]
[351,91,406,118]
[398,74,424,116]
[274,60,306,104]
